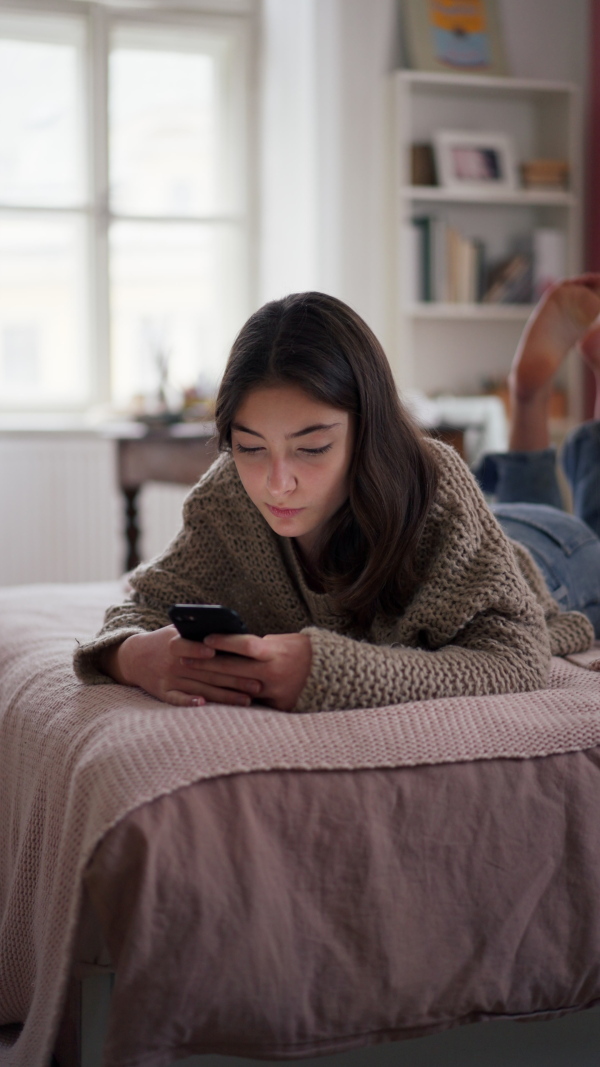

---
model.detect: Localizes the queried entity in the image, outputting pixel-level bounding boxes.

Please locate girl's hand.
[101,625,263,708]
[181,632,313,712]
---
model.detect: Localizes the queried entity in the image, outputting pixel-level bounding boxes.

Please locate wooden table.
[107,423,219,571]
[106,421,465,572]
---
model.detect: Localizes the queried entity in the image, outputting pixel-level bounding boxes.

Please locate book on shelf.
[404,222,423,303]
[520,159,569,190]
[411,143,437,186]
[411,216,433,301]
[482,229,566,304]
[481,253,532,304]
[446,226,484,304]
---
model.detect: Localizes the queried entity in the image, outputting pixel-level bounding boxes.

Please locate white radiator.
[0,434,189,587]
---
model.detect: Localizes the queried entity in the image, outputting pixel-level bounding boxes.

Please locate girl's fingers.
[180,654,263,682]
[164,670,259,699]
[180,669,261,695]
[202,634,266,659]
[187,682,253,706]
[165,683,253,707]
[164,689,207,707]
[170,634,216,658]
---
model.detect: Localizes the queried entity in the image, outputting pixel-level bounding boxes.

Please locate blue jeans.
[475,422,600,637]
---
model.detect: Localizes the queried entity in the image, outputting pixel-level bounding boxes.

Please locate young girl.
[74,280,599,713]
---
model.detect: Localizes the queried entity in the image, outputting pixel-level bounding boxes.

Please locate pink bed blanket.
[1,581,600,1067]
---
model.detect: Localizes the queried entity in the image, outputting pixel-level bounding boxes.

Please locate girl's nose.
[267,458,296,496]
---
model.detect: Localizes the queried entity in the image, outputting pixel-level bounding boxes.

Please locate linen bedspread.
[2,581,600,1067]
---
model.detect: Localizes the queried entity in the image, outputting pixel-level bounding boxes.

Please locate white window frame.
[0,0,258,412]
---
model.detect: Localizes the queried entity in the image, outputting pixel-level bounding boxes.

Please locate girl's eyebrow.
[232,421,341,440]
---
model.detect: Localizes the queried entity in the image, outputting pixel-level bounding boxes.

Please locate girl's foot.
[507,275,600,451]
[510,275,600,401]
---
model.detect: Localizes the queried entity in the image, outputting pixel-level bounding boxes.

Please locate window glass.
[110,28,235,217]
[0,215,88,404]
[0,14,85,207]
[109,220,244,405]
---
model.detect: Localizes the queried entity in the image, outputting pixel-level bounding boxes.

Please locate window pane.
[0,216,89,405]
[110,221,245,405]
[110,27,235,218]
[0,14,85,207]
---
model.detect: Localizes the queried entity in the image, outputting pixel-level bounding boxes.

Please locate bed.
[2,581,600,1067]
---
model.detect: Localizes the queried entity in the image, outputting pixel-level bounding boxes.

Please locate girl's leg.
[560,325,600,536]
[475,449,562,509]
[493,503,600,637]
[475,276,600,508]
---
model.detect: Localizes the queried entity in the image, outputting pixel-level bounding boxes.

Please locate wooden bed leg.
[123,486,141,571]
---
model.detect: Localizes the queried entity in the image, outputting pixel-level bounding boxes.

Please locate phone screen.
[168,604,248,643]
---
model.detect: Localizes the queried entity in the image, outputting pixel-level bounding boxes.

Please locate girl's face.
[231,384,354,559]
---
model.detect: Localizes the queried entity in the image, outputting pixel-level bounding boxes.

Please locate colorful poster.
[429,1,490,69]
[402,0,508,77]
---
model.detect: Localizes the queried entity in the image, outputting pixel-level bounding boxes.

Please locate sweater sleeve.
[295,611,550,713]
[73,518,214,685]
[74,456,244,684]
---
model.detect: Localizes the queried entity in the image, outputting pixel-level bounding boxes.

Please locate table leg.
[123,487,141,571]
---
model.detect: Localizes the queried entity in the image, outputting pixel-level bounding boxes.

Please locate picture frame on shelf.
[401,0,508,76]
[433,130,517,193]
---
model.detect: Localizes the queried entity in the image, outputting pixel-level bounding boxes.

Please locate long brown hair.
[215,292,439,627]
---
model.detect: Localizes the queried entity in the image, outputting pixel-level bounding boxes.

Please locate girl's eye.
[234,443,264,454]
[300,444,333,455]
[235,442,333,456]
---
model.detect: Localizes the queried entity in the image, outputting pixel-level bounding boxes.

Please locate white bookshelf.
[387,70,583,411]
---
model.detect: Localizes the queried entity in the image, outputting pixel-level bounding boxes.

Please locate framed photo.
[401,0,508,77]
[433,130,516,192]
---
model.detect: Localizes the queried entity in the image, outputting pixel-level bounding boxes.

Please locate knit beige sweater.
[74,440,593,711]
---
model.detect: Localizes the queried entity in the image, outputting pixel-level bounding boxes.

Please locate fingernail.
[191,697,205,706]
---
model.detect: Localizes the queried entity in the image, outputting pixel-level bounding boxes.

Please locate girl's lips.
[266,504,305,519]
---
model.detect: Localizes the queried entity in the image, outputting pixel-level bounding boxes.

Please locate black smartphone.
[168,603,249,643]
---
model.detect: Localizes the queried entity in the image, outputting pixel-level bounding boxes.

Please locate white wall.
[500,0,589,83]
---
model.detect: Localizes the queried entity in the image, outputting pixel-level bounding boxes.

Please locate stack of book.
[409,217,485,303]
[408,218,566,306]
